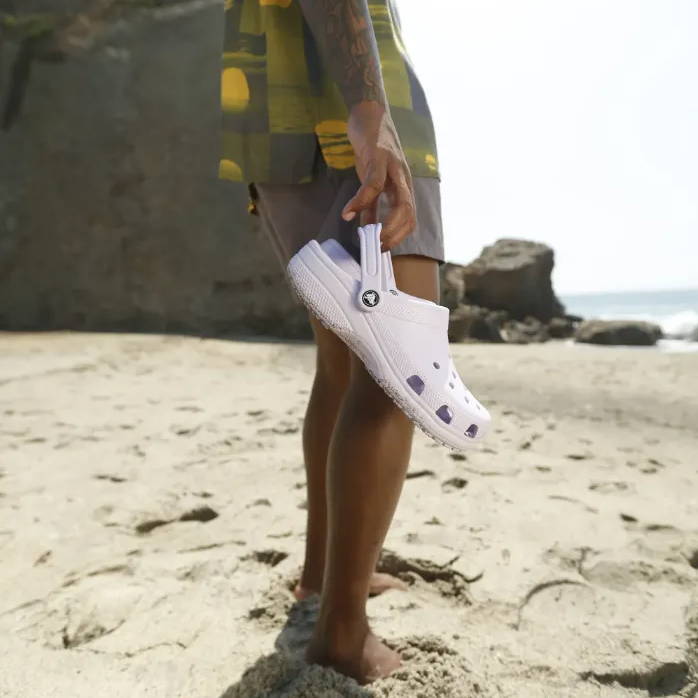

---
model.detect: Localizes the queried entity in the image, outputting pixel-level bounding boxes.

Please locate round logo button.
[361,290,380,307]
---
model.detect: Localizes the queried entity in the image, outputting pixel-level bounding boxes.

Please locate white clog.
[286,223,492,450]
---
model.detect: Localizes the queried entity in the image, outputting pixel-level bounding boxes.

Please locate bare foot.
[305,627,402,685]
[293,584,319,601]
[366,572,409,596]
[293,571,408,601]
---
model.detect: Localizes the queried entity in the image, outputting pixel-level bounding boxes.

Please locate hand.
[342,100,417,251]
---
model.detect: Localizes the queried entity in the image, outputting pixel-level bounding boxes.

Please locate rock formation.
[438,262,467,311]
[440,239,575,344]
[0,0,313,339]
[462,238,566,321]
[575,319,663,346]
[447,305,506,343]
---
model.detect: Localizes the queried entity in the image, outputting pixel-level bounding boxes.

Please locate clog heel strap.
[356,223,396,312]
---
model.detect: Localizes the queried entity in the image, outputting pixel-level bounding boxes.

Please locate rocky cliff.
[1,0,312,338]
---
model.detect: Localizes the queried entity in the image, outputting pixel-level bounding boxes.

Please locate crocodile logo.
[361,290,380,307]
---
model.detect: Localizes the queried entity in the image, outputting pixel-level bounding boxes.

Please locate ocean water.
[559,287,698,353]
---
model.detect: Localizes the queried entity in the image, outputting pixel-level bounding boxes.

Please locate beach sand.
[0,331,696,697]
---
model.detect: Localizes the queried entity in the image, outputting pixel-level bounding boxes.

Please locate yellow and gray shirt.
[218,0,440,185]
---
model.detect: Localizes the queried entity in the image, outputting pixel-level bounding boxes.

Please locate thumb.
[341,163,386,221]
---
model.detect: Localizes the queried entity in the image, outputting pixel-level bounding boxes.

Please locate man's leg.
[296,312,410,600]
[253,180,408,601]
[296,313,350,595]
[306,254,440,684]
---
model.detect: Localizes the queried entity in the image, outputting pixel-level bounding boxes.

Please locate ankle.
[312,624,370,661]
[315,604,369,646]
[298,571,323,594]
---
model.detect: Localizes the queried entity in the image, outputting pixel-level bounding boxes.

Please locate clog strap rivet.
[357,223,387,313]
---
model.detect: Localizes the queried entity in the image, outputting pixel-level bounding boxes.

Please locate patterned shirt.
[218,0,440,185]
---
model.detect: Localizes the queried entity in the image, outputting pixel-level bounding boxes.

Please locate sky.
[397,0,698,295]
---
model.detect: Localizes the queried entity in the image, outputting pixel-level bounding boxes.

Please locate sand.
[0,330,696,697]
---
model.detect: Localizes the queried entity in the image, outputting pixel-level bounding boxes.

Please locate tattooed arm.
[297,0,385,108]
[297,0,416,247]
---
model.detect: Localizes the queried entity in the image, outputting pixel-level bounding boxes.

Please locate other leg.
[305,254,440,684]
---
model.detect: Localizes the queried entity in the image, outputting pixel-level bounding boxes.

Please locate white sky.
[398,0,698,294]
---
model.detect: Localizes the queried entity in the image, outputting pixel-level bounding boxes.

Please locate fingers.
[341,161,387,222]
[359,196,379,227]
[380,159,416,250]
[340,154,416,251]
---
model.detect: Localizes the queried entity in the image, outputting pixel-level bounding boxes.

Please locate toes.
[368,572,409,595]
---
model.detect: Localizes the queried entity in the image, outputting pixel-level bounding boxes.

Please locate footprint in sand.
[3,563,141,650]
[94,474,128,483]
[376,549,480,603]
[247,583,295,627]
[588,480,630,494]
[425,516,443,525]
[581,553,696,588]
[441,477,468,491]
[243,549,289,568]
[405,469,435,480]
[565,452,591,461]
[251,497,271,507]
[134,506,219,534]
[258,421,301,436]
[639,457,665,474]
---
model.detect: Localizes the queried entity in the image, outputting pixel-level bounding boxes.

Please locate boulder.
[462,238,566,322]
[548,316,577,339]
[500,316,550,344]
[439,262,466,311]
[448,305,564,345]
[575,320,663,346]
[448,305,507,343]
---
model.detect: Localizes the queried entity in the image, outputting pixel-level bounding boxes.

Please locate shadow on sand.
[218,595,375,698]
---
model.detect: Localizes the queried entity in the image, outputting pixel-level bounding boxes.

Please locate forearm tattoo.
[297,0,386,109]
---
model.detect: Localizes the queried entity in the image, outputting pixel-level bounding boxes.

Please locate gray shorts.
[251,155,445,274]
